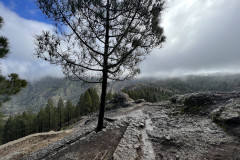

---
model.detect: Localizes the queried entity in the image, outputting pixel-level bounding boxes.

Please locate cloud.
[1,1,240,81]
[140,0,240,77]
[0,2,63,81]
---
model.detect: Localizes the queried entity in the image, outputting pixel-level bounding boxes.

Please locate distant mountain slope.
[2,74,240,115]
[128,74,240,93]
[122,74,240,102]
[156,74,240,93]
[1,77,95,114]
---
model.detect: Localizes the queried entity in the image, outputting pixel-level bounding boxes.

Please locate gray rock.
[110,92,133,104]
[171,92,220,106]
[135,99,146,104]
[170,92,240,115]
[211,98,240,124]
[107,92,134,109]
[113,118,141,160]
[171,92,240,106]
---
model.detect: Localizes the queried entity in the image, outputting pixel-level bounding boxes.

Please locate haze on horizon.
[0,0,240,81]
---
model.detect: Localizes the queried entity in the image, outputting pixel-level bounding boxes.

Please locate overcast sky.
[0,0,240,81]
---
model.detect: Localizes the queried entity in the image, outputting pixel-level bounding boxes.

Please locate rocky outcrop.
[171,92,240,105]
[145,102,240,160]
[211,98,240,125]
[170,92,240,123]
[107,92,134,109]
[171,92,240,140]
[111,92,133,103]
[171,92,216,105]
[171,92,240,114]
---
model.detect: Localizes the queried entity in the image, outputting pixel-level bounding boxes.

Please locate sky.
[0,0,240,81]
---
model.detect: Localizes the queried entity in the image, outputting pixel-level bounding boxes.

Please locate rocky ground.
[1,92,240,160]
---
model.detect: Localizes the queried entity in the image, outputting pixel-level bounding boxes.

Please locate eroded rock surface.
[211,98,240,124]
[145,103,240,159]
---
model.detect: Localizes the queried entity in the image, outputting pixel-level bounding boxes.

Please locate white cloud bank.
[0,2,63,81]
[140,0,240,78]
[1,0,240,81]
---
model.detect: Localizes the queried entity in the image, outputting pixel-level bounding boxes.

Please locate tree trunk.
[96,70,108,131]
[68,110,70,124]
[96,0,110,132]
[48,114,50,130]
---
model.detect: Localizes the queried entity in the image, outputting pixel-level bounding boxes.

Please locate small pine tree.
[65,100,74,124]
[88,88,100,112]
[45,98,54,130]
[0,113,4,144]
[37,109,45,132]
[57,98,65,130]
[0,17,27,107]
[106,92,115,101]
[75,94,84,117]
[3,116,15,143]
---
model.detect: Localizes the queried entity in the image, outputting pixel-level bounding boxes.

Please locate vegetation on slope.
[1,77,96,114]
[123,74,240,103]
[0,88,99,145]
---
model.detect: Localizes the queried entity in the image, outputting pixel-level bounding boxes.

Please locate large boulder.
[107,92,134,110]
[211,98,240,125]
[170,92,221,106]
[134,99,146,104]
[110,92,133,104]
[170,92,222,114]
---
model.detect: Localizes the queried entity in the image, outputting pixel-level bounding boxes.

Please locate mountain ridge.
[1,77,95,114]
[2,74,240,115]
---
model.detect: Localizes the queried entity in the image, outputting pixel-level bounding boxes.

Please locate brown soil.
[47,125,128,160]
[0,130,72,160]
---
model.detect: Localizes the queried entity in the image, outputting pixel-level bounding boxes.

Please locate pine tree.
[15,115,27,138]
[84,90,92,114]
[45,98,54,130]
[3,116,15,143]
[106,92,115,101]
[76,90,93,116]
[76,94,84,117]
[51,105,59,129]
[0,113,4,144]
[24,112,37,135]
[65,99,74,124]
[57,98,65,130]
[37,108,45,132]
[0,16,27,107]
[0,16,9,58]
[35,0,166,131]
[88,88,100,112]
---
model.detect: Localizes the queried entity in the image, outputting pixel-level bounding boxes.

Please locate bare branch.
[56,3,104,56]
[108,1,141,56]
